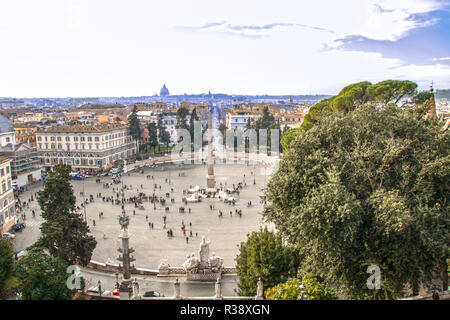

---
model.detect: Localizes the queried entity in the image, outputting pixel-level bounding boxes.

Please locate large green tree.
[264,104,449,299]
[235,227,296,296]
[128,105,142,151]
[15,247,75,300]
[37,164,97,266]
[189,107,200,143]
[366,80,418,104]
[176,107,189,131]
[147,122,158,153]
[0,238,14,294]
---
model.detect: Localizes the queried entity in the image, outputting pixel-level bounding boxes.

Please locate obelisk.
[206,106,216,194]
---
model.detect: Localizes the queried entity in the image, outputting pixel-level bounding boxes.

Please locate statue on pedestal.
[199,236,210,265]
[182,253,200,273]
[208,252,223,272]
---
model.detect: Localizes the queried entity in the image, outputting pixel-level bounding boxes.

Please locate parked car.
[87,286,111,296]
[143,291,164,298]
[2,232,15,239]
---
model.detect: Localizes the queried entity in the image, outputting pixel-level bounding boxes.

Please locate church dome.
[160,84,169,97]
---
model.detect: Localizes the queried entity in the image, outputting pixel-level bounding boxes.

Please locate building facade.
[0,157,16,233]
[36,124,137,172]
[226,114,255,130]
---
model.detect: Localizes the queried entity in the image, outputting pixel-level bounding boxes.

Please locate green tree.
[0,238,14,293]
[264,104,449,299]
[147,122,158,153]
[330,81,372,113]
[37,164,97,266]
[176,107,189,131]
[265,274,338,300]
[235,227,296,296]
[15,247,75,300]
[366,80,418,104]
[128,105,142,151]
[157,113,165,152]
[160,127,171,148]
[189,107,200,143]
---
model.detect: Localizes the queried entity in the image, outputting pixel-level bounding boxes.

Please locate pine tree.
[36,164,97,266]
[147,122,158,153]
[128,105,142,152]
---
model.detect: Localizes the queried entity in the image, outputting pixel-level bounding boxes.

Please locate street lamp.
[253,165,256,185]
[298,283,307,300]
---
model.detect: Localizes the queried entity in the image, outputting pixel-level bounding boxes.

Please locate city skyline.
[0,0,449,97]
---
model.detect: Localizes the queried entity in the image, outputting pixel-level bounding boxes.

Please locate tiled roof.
[36,123,127,134]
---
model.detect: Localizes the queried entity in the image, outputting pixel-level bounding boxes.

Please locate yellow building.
[0,157,16,233]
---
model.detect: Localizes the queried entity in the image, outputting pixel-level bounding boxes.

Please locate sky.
[0,0,449,97]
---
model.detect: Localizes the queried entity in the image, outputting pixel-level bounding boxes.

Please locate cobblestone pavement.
[12,162,274,271]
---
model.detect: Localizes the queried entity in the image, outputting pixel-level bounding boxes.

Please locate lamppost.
[298,283,307,300]
[253,165,256,185]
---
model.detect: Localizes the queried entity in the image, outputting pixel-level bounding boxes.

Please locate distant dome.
[160,84,169,97]
[0,115,13,133]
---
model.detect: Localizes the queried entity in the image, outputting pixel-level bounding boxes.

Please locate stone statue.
[182,252,200,272]
[208,252,223,272]
[118,213,129,229]
[158,259,169,270]
[199,236,210,263]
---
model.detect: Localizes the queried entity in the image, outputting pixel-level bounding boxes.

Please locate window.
[6,166,9,174]
[7,180,11,189]
[57,144,62,150]
[0,168,4,177]
[65,136,70,141]
[51,144,55,149]
[2,183,6,193]
[51,136,55,141]
[38,143,42,149]
[88,137,92,142]
[95,137,99,142]
[57,136,62,141]
[74,136,78,142]
[80,137,85,142]
[37,136,42,141]
[66,144,70,151]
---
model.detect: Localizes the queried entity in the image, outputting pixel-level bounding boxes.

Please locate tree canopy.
[265,274,337,300]
[0,238,14,293]
[37,164,97,266]
[282,80,431,152]
[235,227,296,296]
[147,122,158,151]
[128,105,141,142]
[15,247,75,300]
[264,104,449,299]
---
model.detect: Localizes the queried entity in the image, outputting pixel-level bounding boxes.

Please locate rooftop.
[36,123,128,134]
